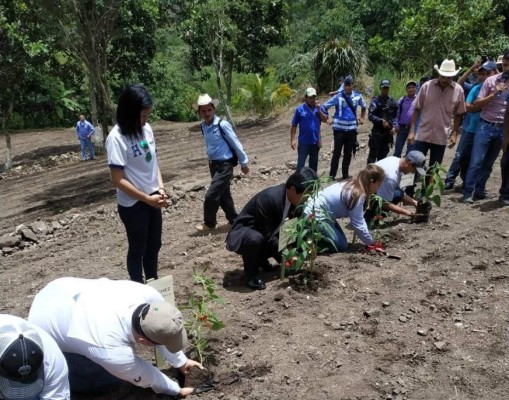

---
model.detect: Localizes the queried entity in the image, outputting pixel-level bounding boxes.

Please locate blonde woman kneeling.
[304,164,385,252]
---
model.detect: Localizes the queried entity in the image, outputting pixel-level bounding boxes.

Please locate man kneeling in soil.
[226,167,318,290]
[366,151,427,221]
[28,277,202,398]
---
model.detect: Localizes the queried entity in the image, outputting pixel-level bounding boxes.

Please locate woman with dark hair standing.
[304,164,385,252]
[105,84,169,283]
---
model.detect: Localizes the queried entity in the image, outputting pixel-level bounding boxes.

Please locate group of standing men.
[290,51,509,206]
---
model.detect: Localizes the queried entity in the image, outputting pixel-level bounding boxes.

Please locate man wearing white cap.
[0,314,70,400]
[407,59,466,167]
[193,94,250,232]
[290,87,328,172]
[28,278,202,398]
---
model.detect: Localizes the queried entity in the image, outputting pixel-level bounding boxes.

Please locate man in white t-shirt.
[0,314,70,400]
[28,278,202,398]
[370,151,427,219]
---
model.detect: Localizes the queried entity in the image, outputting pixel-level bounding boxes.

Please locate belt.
[480,118,503,128]
[209,158,234,165]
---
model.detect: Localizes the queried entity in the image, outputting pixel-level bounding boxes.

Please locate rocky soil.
[1,107,508,400]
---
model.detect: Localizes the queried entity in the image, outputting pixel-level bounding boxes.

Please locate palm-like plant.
[313,36,369,92]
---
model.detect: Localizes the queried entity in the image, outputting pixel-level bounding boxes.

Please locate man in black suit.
[226,167,318,290]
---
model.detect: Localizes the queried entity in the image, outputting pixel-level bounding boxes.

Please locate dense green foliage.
[1,0,507,137]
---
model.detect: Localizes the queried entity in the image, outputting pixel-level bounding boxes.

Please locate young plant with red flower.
[183,269,224,364]
[280,176,336,281]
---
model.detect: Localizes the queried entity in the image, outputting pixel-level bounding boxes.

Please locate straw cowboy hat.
[433,59,461,77]
[192,93,219,110]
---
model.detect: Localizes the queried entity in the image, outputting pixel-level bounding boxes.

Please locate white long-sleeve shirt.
[0,314,70,400]
[28,278,187,396]
[304,182,373,245]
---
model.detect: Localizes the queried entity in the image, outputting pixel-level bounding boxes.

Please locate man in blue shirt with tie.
[194,94,250,232]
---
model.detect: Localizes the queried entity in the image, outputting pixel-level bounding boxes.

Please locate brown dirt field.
[1,104,508,400]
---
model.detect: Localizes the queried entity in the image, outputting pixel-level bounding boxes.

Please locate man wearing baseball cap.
[28,278,202,398]
[367,79,398,163]
[0,314,70,399]
[290,87,328,172]
[366,151,427,221]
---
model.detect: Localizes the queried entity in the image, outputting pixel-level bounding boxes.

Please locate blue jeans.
[463,121,503,198]
[499,149,509,200]
[393,125,410,157]
[79,137,95,160]
[318,218,348,253]
[445,130,475,186]
[297,143,320,172]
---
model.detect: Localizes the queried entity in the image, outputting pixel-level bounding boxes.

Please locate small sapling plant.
[415,162,446,222]
[184,269,224,364]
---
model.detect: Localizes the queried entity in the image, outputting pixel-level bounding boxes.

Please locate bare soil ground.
[1,105,508,400]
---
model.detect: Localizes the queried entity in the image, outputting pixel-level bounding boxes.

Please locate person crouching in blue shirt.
[290,87,329,172]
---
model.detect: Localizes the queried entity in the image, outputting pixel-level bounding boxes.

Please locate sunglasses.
[139,140,153,162]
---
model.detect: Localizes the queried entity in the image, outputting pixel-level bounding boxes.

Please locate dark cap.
[380,79,390,88]
[478,60,497,72]
[0,322,44,399]
[344,75,354,85]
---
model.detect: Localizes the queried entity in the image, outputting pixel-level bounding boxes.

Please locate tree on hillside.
[0,1,49,170]
[175,0,289,125]
[371,0,508,72]
[313,37,368,92]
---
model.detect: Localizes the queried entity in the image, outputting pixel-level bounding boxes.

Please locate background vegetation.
[1,0,508,163]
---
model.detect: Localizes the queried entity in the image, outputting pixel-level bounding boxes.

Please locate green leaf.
[431,194,441,207]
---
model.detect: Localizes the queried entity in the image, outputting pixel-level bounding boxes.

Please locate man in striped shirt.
[322,75,367,180]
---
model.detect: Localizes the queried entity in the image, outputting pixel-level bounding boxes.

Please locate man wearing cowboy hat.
[407,59,466,168]
[461,51,509,203]
[193,94,249,232]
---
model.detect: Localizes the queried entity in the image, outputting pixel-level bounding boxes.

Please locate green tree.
[313,36,368,92]
[0,0,50,170]
[372,0,508,72]
[176,0,289,125]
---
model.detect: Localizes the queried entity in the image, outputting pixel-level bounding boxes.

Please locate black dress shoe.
[246,277,266,290]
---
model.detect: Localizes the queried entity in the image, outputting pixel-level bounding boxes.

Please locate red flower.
[284,258,296,268]
[308,213,314,220]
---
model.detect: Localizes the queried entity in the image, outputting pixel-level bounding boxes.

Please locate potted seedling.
[367,193,389,245]
[414,162,446,222]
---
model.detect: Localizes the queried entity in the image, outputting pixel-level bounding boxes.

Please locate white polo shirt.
[375,156,402,202]
[0,314,70,400]
[105,123,160,207]
[28,278,187,396]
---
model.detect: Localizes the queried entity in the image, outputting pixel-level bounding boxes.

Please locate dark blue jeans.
[463,120,503,198]
[204,160,237,227]
[445,130,475,186]
[393,125,410,157]
[118,200,162,283]
[499,149,509,200]
[297,143,320,172]
[64,352,122,394]
[317,218,348,253]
